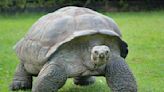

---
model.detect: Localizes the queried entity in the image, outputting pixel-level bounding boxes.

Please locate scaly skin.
[105,55,137,92]
[32,63,67,92]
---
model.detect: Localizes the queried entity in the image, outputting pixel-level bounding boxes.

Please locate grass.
[0,11,164,92]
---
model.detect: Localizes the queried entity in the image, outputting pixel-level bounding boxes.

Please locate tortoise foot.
[10,79,32,91]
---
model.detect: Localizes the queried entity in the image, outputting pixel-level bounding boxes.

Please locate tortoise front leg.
[105,56,137,92]
[32,63,67,92]
[10,62,32,90]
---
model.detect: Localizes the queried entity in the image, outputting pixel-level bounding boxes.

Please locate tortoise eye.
[94,51,98,54]
[106,51,109,54]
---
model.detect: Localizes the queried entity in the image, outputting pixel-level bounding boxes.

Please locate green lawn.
[0,11,164,92]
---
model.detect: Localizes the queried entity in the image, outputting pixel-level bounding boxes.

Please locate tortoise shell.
[14,6,127,68]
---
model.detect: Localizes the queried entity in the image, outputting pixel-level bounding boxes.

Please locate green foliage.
[0,11,164,92]
[0,0,163,12]
[37,0,44,6]
[15,0,27,8]
[0,0,27,9]
[118,0,129,9]
[0,0,12,8]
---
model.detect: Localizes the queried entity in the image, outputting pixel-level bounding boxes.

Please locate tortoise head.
[91,45,111,68]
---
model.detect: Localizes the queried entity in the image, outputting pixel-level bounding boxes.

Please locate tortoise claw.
[10,80,32,91]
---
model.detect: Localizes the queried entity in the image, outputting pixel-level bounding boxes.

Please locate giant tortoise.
[10,6,137,92]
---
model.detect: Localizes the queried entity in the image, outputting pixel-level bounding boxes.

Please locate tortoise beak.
[99,53,105,58]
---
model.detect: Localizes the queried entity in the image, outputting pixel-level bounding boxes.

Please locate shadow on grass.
[64,84,111,92]
[13,80,110,92]
[60,79,111,92]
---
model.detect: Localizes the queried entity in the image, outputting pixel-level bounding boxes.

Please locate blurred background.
[0,0,164,92]
[0,0,164,13]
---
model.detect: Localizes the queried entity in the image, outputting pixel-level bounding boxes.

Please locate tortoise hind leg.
[74,76,95,86]
[10,62,32,90]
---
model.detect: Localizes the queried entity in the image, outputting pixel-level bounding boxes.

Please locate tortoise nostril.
[99,54,105,58]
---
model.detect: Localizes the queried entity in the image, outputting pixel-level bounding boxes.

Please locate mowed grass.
[0,11,164,92]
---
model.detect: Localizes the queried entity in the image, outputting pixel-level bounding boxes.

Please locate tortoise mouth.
[92,58,107,68]
[93,62,106,69]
